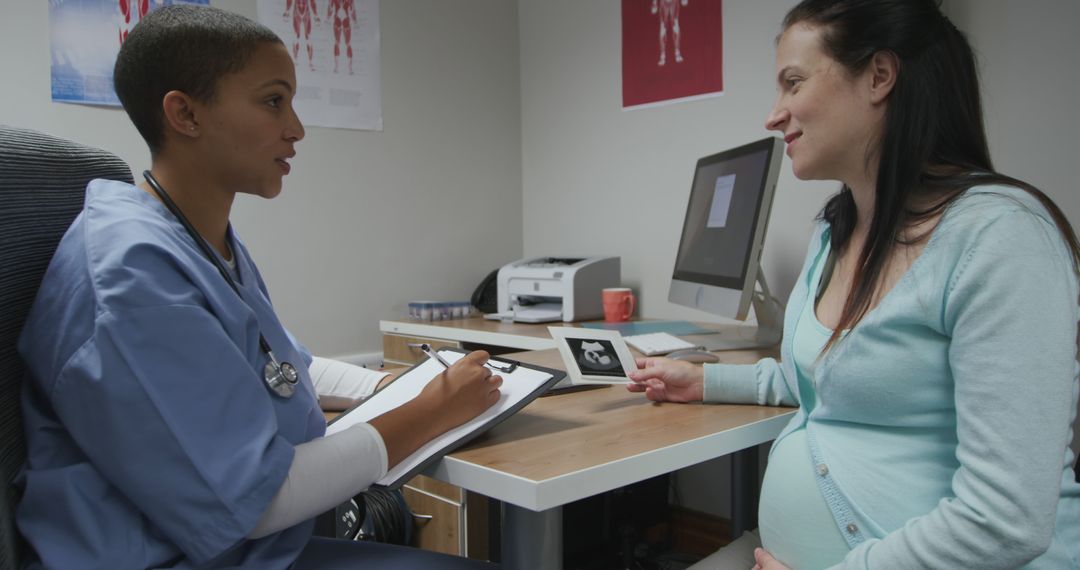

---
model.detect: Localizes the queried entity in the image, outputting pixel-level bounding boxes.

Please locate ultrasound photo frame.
[548,326,637,385]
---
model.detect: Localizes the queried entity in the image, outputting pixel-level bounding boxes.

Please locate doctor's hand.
[421,350,503,431]
[368,350,501,469]
[626,357,705,403]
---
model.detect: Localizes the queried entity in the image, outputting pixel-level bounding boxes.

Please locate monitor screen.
[669,137,783,321]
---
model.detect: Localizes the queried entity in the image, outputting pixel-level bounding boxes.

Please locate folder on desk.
[326,348,565,488]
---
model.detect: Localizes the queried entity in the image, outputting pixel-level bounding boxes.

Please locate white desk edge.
[424,411,795,512]
[380,319,557,352]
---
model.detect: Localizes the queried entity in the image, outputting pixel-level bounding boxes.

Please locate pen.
[415,343,518,374]
[419,343,453,369]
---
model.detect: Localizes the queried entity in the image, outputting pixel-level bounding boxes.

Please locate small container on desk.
[407,300,474,322]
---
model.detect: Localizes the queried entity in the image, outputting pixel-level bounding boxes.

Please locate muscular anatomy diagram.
[326,0,358,74]
[119,0,150,45]
[651,0,689,66]
[284,0,320,70]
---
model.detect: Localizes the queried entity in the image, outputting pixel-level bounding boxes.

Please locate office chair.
[0,125,134,569]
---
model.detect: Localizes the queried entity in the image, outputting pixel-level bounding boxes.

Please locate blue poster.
[50,0,209,106]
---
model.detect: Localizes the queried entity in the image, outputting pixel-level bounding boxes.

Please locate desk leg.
[501,503,562,570]
[730,446,760,540]
[487,497,501,563]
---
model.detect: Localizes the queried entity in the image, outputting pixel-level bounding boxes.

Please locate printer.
[486,256,621,323]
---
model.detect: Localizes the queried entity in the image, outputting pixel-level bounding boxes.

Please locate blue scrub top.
[17,179,326,569]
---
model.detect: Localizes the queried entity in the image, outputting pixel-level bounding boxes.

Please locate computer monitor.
[668,136,785,350]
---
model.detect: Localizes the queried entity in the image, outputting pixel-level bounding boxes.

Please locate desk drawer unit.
[382,334,461,367]
[402,475,490,560]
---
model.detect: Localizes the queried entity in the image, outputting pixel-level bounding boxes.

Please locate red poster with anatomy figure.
[622,0,723,109]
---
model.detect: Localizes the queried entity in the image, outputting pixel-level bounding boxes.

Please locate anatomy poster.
[50,0,209,106]
[258,0,383,131]
[621,0,723,110]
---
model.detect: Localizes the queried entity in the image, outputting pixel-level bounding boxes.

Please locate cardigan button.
[816,463,829,476]
[846,523,859,534]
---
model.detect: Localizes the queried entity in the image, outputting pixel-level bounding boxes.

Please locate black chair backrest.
[0,125,133,569]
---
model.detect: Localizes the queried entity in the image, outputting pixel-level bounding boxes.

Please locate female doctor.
[16,5,499,569]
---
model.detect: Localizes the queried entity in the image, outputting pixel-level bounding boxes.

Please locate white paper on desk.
[325,350,556,487]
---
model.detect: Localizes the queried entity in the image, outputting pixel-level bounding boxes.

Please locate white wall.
[0,0,524,359]
[518,0,1080,518]
[945,0,1080,224]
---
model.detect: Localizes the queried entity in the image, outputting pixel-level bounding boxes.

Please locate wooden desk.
[379,318,791,568]
[429,348,793,569]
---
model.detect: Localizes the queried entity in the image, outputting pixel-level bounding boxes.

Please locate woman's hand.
[419,350,503,432]
[369,350,501,468]
[751,547,789,570]
[625,357,705,402]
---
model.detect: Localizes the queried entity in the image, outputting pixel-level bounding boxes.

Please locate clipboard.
[326,348,565,489]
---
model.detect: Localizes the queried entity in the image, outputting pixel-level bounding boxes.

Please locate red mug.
[602,288,636,322]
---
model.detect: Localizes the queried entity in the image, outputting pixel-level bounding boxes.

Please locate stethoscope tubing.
[143,171,298,398]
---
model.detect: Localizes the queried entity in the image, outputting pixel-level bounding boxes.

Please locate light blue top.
[704,185,1080,569]
[17,179,326,569]
[758,241,851,568]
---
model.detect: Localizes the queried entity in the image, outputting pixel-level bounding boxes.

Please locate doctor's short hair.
[113,4,284,155]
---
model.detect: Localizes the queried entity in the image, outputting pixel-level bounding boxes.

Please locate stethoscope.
[143,171,299,398]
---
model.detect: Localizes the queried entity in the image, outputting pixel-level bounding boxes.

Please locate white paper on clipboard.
[326,349,562,487]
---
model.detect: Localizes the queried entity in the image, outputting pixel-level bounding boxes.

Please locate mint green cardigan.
[704,186,1080,568]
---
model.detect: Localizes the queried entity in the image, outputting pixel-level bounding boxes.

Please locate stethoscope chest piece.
[264,359,299,398]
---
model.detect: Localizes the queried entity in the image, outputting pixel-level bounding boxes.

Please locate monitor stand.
[682,270,784,351]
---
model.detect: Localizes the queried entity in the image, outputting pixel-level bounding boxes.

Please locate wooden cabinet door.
[402,484,463,555]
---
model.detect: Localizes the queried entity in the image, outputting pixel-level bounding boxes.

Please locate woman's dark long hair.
[783,0,1080,350]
